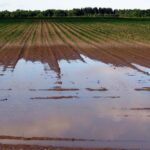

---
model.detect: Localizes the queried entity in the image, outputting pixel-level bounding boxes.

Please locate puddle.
[0,48,150,149]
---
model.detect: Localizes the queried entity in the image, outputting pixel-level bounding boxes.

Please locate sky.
[0,0,150,11]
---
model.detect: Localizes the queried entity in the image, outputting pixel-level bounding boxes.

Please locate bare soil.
[30,96,79,100]
[135,87,150,91]
[0,144,124,150]
[0,21,150,75]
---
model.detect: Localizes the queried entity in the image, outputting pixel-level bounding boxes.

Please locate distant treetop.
[0,7,150,18]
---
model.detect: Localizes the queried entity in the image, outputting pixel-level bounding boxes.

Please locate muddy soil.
[0,20,150,150]
[0,144,124,150]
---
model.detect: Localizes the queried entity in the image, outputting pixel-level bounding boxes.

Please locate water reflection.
[0,47,150,149]
[0,45,150,76]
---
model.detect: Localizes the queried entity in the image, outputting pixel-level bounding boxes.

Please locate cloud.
[0,0,150,11]
[0,2,9,7]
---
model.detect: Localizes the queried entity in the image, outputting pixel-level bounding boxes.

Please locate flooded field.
[0,18,150,150]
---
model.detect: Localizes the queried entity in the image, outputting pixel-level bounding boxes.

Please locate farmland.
[0,18,150,73]
[0,18,150,150]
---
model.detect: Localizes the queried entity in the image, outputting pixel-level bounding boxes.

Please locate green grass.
[0,17,150,45]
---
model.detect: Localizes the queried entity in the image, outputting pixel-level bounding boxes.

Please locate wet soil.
[135,87,150,91]
[0,20,150,150]
[0,144,124,150]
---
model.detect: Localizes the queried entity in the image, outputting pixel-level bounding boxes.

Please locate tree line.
[0,7,150,18]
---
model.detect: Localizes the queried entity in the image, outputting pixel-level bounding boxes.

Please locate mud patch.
[93,96,120,99]
[0,144,124,150]
[86,88,108,92]
[29,88,79,92]
[0,135,95,141]
[30,96,79,100]
[135,87,150,91]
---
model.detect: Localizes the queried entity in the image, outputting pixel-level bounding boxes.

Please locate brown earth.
[135,87,150,91]
[0,20,149,150]
[29,88,79,91]
[30,96,79,100]
[0,144,124,150]
[0,21,150,76]
[86,88,108,92]
[0,136,124,150]
[0,136,94,141]
[93,96,120,99]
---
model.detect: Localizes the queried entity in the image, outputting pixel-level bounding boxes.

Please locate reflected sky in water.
[0,54,150,149]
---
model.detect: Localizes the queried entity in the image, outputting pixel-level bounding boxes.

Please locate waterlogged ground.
[0,19,150,150]
[0,54,150,149]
